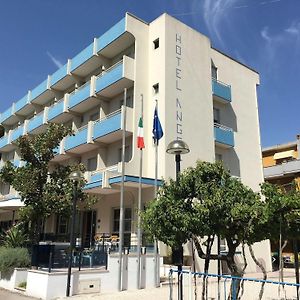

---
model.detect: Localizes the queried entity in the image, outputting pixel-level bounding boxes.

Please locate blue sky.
[0,0,299,147]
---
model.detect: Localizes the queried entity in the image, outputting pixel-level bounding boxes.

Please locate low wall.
[0,268,27,291]
[25,253,161,300]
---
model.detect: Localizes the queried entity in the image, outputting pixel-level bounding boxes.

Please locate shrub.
[0,224,28,248]
[18,281,27,289]
[0,247,30,274]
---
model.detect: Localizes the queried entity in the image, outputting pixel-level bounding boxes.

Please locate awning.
[274,150,295,160]
[0,198,24,211]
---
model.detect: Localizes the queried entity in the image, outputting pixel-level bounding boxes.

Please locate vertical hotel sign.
[175,33,183,140]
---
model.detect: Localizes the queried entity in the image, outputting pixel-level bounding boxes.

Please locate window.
[153,83,159,94]
[118,146,130,162]
[153,38,159,49]
[120,95,133,108]
[211,61,218,80]
[87,156,97,172]
[56,215,69,235]
[213,108,220,124]
[112,208,132,233]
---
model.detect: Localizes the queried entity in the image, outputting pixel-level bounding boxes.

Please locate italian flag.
[137,117,145,149]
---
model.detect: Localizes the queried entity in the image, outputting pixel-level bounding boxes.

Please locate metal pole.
[175,153,183,300]
[118,88,127,291]
[137,95,143,289]
[294,239,300,300]
[66,181,78,297]
[218,235,221,300]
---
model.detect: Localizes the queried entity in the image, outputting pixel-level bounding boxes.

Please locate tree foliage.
[0,123,94,244]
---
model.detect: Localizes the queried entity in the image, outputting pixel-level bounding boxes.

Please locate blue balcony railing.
[93,110,122,140]
[31,79,48,100]
[65,126,88,151]
[212,79,231,102]
[68,82,91,109]
[11,126,24,142]
[48,98,64,121]
[97,18,126,52]
[0,135,9,149]
[85,172,103,190]
[95,61,123,94]
[0,106,14,123]
[214,123,234,147]
[28,112,44,132]
[15,94,29,113]
[50,63,68,86]
[70,43,94,72]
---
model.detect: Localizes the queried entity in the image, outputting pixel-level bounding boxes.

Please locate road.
[0,288,38,300]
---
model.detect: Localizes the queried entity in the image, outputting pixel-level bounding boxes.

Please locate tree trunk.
[202,236,214,300]
[238,242,248,300]
[249,244,267,300]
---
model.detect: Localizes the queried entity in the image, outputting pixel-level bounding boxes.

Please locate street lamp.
[166,139,190,300]
[66,170,84,297]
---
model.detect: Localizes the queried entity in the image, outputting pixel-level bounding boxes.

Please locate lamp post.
[66,170,84,297]
[166,139,190,300]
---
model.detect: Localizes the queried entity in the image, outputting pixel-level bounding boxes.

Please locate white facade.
[0,13,271,273]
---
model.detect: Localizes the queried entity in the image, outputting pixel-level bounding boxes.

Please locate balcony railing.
[214,123,234,147]
[97,17,126,52]
[70,43,94,72]
[11,125,24,142]
[27,111,45,132]
[212,79,231,103]
[68,81,91,109]
[50,63,68,87]
[264,159,300,179]
[48,98,65,121]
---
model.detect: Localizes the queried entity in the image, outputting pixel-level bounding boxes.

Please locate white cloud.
[261,27,272,43]
[46,51,63,69]
[202,0,239,45]
[285,21,300,35]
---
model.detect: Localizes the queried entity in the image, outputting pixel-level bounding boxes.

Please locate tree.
[0,123,92,245]
[142,161,263,298]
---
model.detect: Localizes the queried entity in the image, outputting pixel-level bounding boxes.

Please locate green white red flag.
[137,117,145,149]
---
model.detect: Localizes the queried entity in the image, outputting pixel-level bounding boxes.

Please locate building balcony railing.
[50,63,68,87]
[68,80,92,110]
[15,94,30,114]
[48,98,65,122]
[212,79,232,103]
[64,124,89,152]
[27,109,48,134]
[11,125,24,143]
[264,159,300,179]
[0,134,10,150]
[97,17,126,53]
[70,43,94,73]
[214,123,234,148]
[31,78,49,101]
[95,56,134,98]
[0,106,15,124]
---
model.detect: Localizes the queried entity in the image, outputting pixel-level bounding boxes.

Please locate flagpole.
[118,88,127,292]
[137,94,143,289]
[154,99,159,287]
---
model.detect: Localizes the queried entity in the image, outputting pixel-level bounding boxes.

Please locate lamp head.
[69,170,84,182]
[166,140,190,155]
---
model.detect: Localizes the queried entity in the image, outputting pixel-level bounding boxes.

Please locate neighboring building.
[262,136,300,265]
[263,136,300,190]
[0,13,271,273]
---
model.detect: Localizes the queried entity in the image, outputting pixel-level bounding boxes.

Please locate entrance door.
[81,210,96,248]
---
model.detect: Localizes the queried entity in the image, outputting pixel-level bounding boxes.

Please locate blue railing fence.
[168,269,300,300]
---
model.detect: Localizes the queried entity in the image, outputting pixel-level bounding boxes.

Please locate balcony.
[64,125,91,154]
[11,125,24,143]
[68,81,98,113]
[214,123,234,148]
[93,107,133,144]
[15,93,32,115]
[0,134,11,151]
[0,105,18,125]
[264,159,300,179]
[48,97,71,124]
[70,42,100,78]
[212,79,231,103]
[95,57,134,98]
[50,63,74,91]
[27,111,47,134]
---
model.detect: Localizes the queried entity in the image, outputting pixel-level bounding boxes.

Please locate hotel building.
[0,12,271,273]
